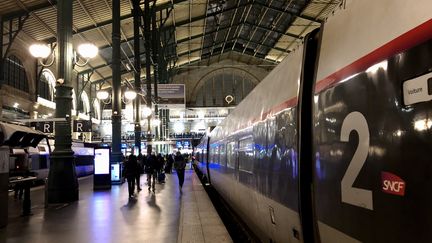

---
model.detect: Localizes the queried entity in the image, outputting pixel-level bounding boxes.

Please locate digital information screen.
[94,148,110,175]
[111,163,120,181]
[183,141,190,148]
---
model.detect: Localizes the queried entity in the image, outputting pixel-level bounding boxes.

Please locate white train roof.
[210,44,305,142]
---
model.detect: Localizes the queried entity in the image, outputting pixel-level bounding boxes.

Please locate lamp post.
[97,88,142,155]
[29,6,98,202]
[112,0,122,175]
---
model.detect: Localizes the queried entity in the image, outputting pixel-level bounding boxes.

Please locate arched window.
[72,89,77,115]
[3,55,29,92]
[38,69,56,101]
[80,91,91,114]
[193,68,258,107]
[93,99,101,120]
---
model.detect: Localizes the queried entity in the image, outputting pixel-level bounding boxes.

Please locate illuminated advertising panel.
[111,163,120,182]
[94,148,110,174]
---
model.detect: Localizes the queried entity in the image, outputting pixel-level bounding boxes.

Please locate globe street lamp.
[96,89,138,104]
[29,42,99,67]
[142,106,152,118]
[96,90,110,100]
[124,89,137,100]
[75,43,99,67]
[29,43,54,67]
[29,44,51,58]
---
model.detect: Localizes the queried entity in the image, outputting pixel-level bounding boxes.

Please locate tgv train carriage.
[197,0,432,242]
[313,1,432,242]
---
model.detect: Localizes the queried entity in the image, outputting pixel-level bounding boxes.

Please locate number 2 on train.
[340,111,373,210]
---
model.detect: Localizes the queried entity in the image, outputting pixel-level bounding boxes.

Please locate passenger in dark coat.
[165,154,174,174]
[174,152,186,189]
[124,155,139,198]
[156,153,164,172]
[10,153,32,200]
[146,153,157,192]
[136,153,144,191]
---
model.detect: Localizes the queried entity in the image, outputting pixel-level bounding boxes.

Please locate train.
[196,1,432,242]
[10,138,95,182]
[0,121,96,187]
[26,139,96,180]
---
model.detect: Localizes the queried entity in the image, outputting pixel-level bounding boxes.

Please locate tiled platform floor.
[0,170,232,243]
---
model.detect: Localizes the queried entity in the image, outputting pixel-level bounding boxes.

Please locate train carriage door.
[297,28,321,243]
[206,136,211,184]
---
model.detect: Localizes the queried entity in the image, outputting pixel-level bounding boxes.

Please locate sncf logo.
[381,172,405,196]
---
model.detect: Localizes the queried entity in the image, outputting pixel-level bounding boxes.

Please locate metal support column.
[165,109,170,150]
[111,0,123,168]
[151,2,159,144]
[48,0,78,203]
[0,16,3,86]
[133,0,141,154]
[0,16,4,118]
[144,0,152,155]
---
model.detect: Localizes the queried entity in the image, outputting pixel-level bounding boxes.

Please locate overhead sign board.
[73,120,92,132]
[143,84,185,109]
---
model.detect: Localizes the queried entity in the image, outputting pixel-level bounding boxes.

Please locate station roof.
[1,0,341,87]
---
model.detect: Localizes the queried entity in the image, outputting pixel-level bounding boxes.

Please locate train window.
[219,143,226,166]
[238,137,254,173]
[226,141,237,169]
[215,145,220,164]
[203,149,207,163]
[210,144,218,164]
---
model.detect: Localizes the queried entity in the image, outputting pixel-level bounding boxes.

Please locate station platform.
[0,170,232,243]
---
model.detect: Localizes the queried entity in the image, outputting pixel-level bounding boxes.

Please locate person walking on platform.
[174,151,186,189]
[146,152,157,192]
[124,155,139,198]
[165,153,174,174]
[156,153,165,182]
[136,153,144,191]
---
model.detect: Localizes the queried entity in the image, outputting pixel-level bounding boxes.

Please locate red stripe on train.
[314,18,432,94]
[231,97,297,133]
[261,97,298,120]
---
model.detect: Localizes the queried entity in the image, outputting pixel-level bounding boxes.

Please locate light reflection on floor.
[1,171,189,243]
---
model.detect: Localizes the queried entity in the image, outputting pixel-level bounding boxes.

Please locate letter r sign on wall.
[73,120,92,132]
[34,121,54,133]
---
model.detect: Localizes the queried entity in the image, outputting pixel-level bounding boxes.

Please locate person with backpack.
[174,151,186,189]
